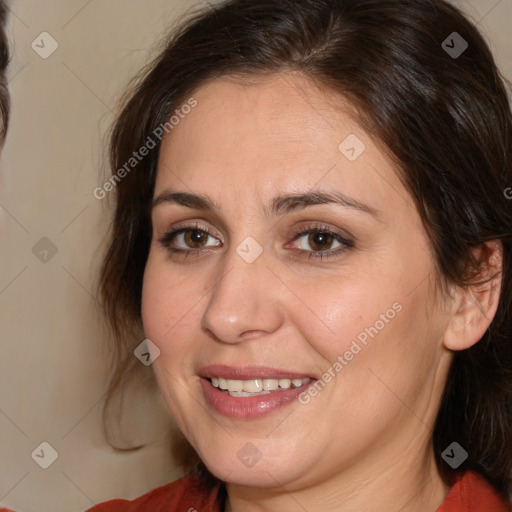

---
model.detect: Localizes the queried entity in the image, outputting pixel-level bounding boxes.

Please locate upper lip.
[199,365,315,380]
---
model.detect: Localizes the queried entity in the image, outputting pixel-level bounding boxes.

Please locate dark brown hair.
[98,0,512,499]
[0,0,9,145]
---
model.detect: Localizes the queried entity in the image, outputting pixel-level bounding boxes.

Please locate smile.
[209,377,312,397]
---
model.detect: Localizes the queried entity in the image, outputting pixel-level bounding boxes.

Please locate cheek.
[287,274,405,362]
[141,256,201,361]
[288,266,436,395]
[141,258,203,424]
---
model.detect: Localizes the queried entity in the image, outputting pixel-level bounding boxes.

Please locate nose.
[200,244,284,344]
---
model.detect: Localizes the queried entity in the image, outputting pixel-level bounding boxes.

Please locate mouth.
[198,365,317,417]
[207,376,312,397]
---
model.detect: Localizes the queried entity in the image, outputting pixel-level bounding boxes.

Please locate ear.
[443,240,503,352]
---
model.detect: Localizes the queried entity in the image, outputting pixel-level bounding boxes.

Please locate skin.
[141,72,502,512]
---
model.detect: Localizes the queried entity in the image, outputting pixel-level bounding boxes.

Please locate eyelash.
[157,221,354,261]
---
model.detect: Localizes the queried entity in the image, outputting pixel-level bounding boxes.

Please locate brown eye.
[296,231,341,252]
[307,232,334,251]
[158,226,221,252]
[289,226,353,260]
[184,229,209,248]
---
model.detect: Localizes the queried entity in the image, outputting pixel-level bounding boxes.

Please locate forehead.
[155,73,412,216]
[159,72,355,167]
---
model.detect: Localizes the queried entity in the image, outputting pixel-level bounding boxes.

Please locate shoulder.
[438,471,511,512]
[82,470,223,512]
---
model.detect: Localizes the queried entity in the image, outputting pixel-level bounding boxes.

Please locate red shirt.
[1,470,509,511]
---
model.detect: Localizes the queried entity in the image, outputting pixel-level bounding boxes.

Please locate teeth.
[278,378,291,389]
[263,378,279,391]
[210,377,311,396]
[227,390,270,397]
[243,379,263,393]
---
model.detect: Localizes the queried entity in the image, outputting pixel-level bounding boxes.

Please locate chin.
[195,440,313,489]
[209,460,297,488]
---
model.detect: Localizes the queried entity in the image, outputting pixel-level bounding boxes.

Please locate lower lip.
[200,377,315,418]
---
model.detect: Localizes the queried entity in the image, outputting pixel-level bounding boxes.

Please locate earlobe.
[443,240,503,352]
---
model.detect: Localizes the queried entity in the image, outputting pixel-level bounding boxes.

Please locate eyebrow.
[152,189,381,219]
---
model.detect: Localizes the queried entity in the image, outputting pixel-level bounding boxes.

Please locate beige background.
[0,1,510,511]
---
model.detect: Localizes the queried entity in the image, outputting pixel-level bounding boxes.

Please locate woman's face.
[142,73,454,489]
